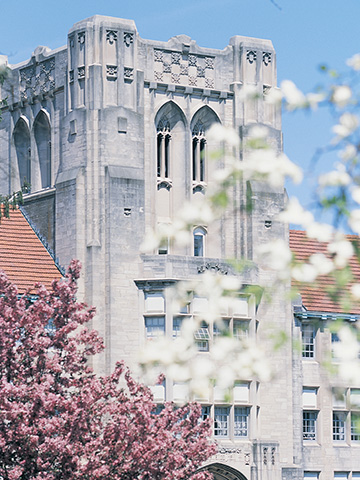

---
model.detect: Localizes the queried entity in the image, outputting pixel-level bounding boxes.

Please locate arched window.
[192,121,206,183]
[194,227,206,257]
[34,111,51,189]
[13,118,31,190]
[157,117,171,179]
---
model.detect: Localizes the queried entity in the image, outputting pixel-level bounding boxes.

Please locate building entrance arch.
[197,463,248,480]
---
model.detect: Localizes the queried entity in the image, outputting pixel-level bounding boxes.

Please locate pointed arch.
[154,101,187,182]
[190,106,221,187]
[197,463,248,480]
[13,117,31,189]
[34,110,51,188]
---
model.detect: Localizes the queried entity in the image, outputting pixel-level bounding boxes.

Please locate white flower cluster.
[332,326,360,385]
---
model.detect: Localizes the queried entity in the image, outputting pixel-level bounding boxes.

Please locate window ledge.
[23,186,56,201]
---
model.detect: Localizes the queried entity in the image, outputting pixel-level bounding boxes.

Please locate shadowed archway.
[198,463,248,480]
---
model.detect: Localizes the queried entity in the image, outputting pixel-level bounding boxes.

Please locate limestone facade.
[0,14,359,480]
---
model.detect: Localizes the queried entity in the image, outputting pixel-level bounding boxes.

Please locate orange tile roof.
[289,229,360,315]
[0,206,62,294]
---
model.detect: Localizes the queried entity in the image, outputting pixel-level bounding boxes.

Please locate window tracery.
[156,117,171,188]
[192,121,206,187]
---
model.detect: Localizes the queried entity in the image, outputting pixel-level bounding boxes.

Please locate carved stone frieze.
[78,32,85,44]
[106,30,117,45]
[197,262,229,274]
[124,67,134,80]
[78,66,85,79]
[152,48,215,88]
[106,65,117,78]
[19,57,56,100]
[263,52,272,66]
[246,50,256,64]
[123,32,134,46]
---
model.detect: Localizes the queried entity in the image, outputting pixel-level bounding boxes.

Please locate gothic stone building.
[0,14,359,480]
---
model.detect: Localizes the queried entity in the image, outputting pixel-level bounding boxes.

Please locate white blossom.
[348,209,360,234]
[277,197,314,226]
[332,113,359,142]
[351,283,360,299]
[318,166,351,188]
[347,53,360,71]
[332,326,360,385]
[256,239,292,278]
[281,80,306,110]
[306,222,334,242]
[327,236,354,268]
[331,85,352,108]
[340,144,357,161]
[351,186,360,204]
[207,123,240,147]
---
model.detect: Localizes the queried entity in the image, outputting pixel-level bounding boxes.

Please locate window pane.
[214,407,229,437]
[304,473,318,480]
[333,412,346,441]
[234,407,249,437]
[234,320,249,340]
[145,316,165,338]
[302,324,315,358]
[303,388,317,408]
[303,411,317,441]
[351,413,360,441]
[194,234,204,257]
[145,292,165,312]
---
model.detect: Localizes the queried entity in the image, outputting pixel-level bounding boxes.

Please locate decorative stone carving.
[78,32,85,44]
[154,71,163,82]
[171,73,180,84]
[205,56,214,69]
[188,75,197,86]
[263,52,272,66]
[106,65,117,78]
[271,446,276,465]
[106,30,117,45]
[154,49,163,62]
[263,85,271,95]
[69,36,74,48]
[197,66,205,78]
[188,54,197,66]
[124,67,134,80]
[123,32,134,46]
[152,49,215,88]
[163,62,171,74]
[171,52,181,65]
[180,64,188,75]
[78,66,85,79]
[246,50,257,64]
[197,263,229,274]
[244,452,250,465]
[19,58,56,99]
[263,447,268,465]
[205,78,214,88]
[69,70,74,83]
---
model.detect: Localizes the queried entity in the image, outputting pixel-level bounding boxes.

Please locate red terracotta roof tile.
[290,229,360,315]
[0,207,62,294]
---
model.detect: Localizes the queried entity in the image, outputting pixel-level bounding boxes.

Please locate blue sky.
[1,0,360,214]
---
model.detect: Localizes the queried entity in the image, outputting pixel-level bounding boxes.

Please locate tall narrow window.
[34,111,51,189]
[303,411,317,441]
[214,407,230,437]
[234,407,249,438]
[302,324,315,358]
[333,412,346,441]
[192,121,206,183]
[13,118,31,189]
[194,227,206,257]
[157,117,171,179]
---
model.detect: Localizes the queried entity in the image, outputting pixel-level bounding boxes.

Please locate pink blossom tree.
[0,261,215,480]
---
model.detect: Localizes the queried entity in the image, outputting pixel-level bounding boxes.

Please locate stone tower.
[0,16,301,480]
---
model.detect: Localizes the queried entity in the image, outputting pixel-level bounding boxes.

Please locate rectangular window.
[172,317,183,338]
[233,320,249,340]
[334,474,348,480]
[201,405,211,421]
[333,412,346,441]
[194,322,210,352]
[304,473,318,480]
[303,411,317,441]
[234,407,249,438]
[302,324,315,358]
[214,407,230,437]
[351,413,360,441]
[303,387,318,408]
[145,316,165,339]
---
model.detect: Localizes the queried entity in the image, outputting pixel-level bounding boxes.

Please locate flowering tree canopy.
[0,261,215,480]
